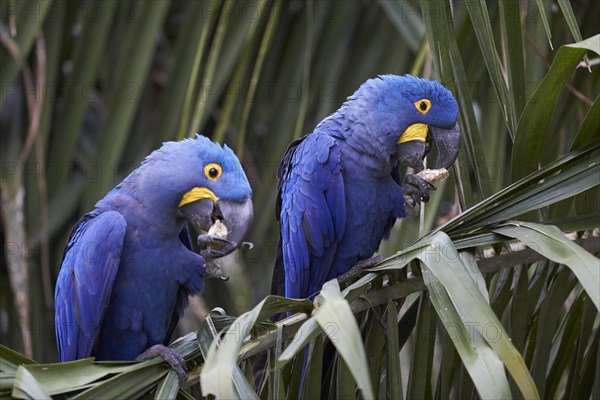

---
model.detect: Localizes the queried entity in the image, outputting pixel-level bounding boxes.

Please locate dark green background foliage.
[1,0,599,398]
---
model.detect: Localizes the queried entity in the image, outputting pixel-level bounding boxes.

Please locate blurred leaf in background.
[0,0,599,398]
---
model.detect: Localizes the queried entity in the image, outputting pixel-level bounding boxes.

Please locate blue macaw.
[55,135,253,379]
[271,75,460,299]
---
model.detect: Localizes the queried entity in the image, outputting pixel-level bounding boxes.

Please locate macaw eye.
[204,163,222,181]
[415,99,431,115]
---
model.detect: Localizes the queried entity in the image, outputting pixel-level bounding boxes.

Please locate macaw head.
[131,135,253,257]
[351,74,461,171]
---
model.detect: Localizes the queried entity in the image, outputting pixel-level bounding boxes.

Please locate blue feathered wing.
[55,210,126,361]
[274,133,346,299]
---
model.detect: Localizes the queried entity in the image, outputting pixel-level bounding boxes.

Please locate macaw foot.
[403,174,436,207]
[337,255,386,282]
[203,257,230,281]
[403,196,420,218]
[198,233,255,258]
[197,234,237,258]
[135,344,187,382]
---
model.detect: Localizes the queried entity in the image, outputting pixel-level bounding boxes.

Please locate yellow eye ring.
[415,99,431,115]
[204,163,222,181]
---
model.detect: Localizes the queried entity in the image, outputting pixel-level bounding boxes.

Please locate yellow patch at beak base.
[397,123,429,144]
[178,187,218,207]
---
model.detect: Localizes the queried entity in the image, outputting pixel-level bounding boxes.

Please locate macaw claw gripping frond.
[135,344,188,382]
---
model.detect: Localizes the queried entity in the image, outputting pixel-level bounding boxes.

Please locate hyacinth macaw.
[55,135,253,379]
[271,75,461,299]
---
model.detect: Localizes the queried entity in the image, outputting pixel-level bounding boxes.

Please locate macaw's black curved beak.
[179,198,215,232]
[396,122,461,171]
[178,196,254,258]
[429,122,461,169]
[207,196,254,255]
